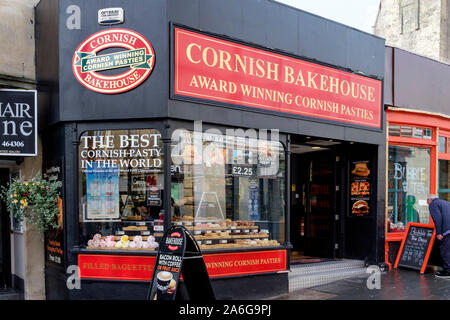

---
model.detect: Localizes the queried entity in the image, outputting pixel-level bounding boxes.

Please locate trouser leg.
[440,234,450,271]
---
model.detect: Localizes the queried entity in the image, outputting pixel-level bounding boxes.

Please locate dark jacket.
[429,198,450,236]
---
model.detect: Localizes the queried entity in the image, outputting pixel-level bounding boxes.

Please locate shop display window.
[388,145,431,232]
[170,129,285,250]
[438,160,450,201]
[78,129,164,251]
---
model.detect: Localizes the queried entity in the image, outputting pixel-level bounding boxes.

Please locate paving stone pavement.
[271,269,450,300]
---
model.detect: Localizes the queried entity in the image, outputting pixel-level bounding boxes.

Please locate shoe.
[435,270,450,279]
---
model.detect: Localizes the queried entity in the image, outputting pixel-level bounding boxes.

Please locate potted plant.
[1,172,62,233]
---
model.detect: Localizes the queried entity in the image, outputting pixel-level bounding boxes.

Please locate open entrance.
[0,168,11,290]
[288,137,379,291]
[290,138,342,264]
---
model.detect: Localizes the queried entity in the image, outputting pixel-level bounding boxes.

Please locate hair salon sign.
[0,89,37,156]
[72,29,155,94]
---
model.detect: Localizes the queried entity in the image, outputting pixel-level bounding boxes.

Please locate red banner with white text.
[78,250,286,281]
[174,27,382,128]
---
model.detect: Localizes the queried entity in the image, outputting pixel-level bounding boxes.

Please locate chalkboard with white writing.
[395,224,435,272]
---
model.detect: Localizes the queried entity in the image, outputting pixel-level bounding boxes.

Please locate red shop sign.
[78,254,156,281]
[78,249,286,281]
[174,27,382,128]
[203,250,287,278]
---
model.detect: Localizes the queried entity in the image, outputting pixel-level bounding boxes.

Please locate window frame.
[387,143,432,228]
[437,130,450,200]
[74,121,169,252]
[387,121,437,235]
[169,128,288,247]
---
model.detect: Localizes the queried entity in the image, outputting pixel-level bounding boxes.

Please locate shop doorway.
[290,140,342,263]
[0,168,11,289]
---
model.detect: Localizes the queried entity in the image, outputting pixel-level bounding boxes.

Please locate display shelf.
[190,227,260,234]
[75,245,287,256]
[86,246,157,251]
[111,233,164,240]
[120,219,164,224]
[114,230,164,237]
[173,217,277,250]
[195,233,269,240]
[199,240,281,250]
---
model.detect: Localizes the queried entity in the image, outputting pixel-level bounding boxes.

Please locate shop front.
[384,47,450,269]
[37,0,385,300]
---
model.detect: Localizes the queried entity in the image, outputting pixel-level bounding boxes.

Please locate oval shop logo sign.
[72,28,155,94]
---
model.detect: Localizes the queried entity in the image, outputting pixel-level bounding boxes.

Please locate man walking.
[427,195,450,278]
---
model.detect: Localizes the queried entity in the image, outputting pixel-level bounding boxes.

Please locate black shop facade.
[36,0,386,300]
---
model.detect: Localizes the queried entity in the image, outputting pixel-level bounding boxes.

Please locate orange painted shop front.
[384,47,450,270]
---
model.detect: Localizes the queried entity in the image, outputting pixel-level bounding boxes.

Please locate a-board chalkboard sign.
[394,223,436,274]
[147,225,215,300]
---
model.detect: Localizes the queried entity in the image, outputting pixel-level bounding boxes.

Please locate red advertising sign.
[174,27,382,128]
[78,254,156,281]
[203,250,287,278]
[78,249,286,281]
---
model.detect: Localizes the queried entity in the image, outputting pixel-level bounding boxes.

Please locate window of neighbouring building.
[438,136,447,154]
[388,145,431,232]
[439,160,450,202]
[388,124,432,140]
[388,124,401,136]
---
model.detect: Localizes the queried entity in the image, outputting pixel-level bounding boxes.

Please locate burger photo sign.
[350,161,372,217]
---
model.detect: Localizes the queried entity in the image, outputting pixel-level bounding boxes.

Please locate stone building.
[377,1,450,273]
[0,0,45,300]
[374,0,450,64]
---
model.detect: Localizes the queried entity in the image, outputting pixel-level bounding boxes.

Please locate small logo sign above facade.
[98,8,124,25]
[0,89,37,156]
[72,29,155,94]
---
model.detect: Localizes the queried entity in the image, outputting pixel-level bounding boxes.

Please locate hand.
[437,235,443,241]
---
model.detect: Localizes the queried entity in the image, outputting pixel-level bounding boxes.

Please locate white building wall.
[374,0,444,62]
[0,0,40,82]
[0,0,45,300]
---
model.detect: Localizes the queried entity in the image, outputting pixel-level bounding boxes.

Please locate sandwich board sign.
[0,89,37,156]
[394,222,436,274]
[148,225,215,300]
